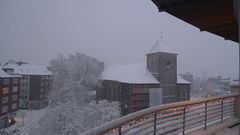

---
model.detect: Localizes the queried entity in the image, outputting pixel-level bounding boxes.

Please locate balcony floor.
[189,118,239,135]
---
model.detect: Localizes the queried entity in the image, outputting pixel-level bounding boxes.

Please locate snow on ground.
[5,109,46,135]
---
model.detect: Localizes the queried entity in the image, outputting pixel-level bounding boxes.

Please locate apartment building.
[2,62,52,110]
[0,68,20,128]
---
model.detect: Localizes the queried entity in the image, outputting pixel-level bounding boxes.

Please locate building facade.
[99,80,160,115]
[146,41,191,103]
[98,63,160,115]
[98,41,191,115]
[0,69,20,129]
[2,62,52,110]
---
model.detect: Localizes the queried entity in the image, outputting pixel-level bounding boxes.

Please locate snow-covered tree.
[30,53,120,135]
[31,100,119,135]
[49,53,104,105]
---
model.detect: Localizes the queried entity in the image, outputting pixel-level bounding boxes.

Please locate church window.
[166,61,171,69]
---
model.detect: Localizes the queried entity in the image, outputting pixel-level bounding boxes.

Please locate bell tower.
[146,40,178,103]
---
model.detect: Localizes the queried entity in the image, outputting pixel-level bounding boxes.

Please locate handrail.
[82,93,238,135]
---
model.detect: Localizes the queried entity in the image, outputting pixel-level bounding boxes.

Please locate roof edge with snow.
[177,75,191,84]
[147,40,177,55]
[2,63,52,76]
[101,63,160,84]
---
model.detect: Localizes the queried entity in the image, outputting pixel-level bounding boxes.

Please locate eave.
[152,0,239,42]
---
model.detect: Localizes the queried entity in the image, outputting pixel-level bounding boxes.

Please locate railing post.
[154,112,157,135]
[204,102,207,130]
[182,106,186,135]
[118,126,122,135]
[221,99,223,123]
[230,83,240,118]
[234,96,237,115]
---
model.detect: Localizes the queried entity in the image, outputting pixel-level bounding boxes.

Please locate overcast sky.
[0,0,239,79]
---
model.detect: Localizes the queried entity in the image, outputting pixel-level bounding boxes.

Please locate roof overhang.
[152,0,239,43]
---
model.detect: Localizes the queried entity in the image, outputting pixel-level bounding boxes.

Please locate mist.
[0,0,238,79]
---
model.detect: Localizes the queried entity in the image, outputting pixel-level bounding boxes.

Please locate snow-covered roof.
[101,63,160,84]
[229,80,239,86]
[177,75,191,84]
[0,68,20,78]
[2,63,52,76]
[148,40,177,54]
[0,68,12,78]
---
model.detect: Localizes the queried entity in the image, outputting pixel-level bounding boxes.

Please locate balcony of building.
[83,91,239,135]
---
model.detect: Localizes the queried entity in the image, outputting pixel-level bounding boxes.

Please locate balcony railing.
[83,93,239,135]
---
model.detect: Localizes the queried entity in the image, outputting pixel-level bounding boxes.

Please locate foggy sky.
[0,0,239,79]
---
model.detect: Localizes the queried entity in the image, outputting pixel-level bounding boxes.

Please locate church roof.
[148,40,177,54]
[101,63,160,84]
[177,75,191,84]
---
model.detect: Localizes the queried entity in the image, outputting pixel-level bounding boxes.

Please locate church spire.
[148,39,177,54]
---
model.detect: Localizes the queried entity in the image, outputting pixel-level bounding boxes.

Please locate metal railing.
[83,93,238,135]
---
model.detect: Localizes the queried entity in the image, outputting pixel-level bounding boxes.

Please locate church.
[97,40,191,115]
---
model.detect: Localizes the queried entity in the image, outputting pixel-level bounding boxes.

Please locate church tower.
[146,40,178,103]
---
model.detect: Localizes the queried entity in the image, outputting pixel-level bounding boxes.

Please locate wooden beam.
[201,21,236,31]
[152,0,239,42]
[167,1,236,29]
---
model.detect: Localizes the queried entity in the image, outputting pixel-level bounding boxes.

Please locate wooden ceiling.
[152,0,239,43]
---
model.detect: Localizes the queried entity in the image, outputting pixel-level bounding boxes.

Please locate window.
[180,89,187,99]
[12,86,18,93]
[20,89,24,94]
[24,89,28,94]
[166,61,171,69]
[13,78,18,84]
[26,82,28,87]
[45,81,48,86]
[11,103,17,110]
[40,88,44,93]
[21,82,24,87]
[21,96,24,100]
[21,82,26,87]
[1,106,8,113]
[2,97,8,104]
[3,78,9,84]
[2,87,9,94]
[41,82,44,86]
[12,95,18,102]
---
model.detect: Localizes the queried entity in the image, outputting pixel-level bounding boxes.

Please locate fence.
[83,93,238,135]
